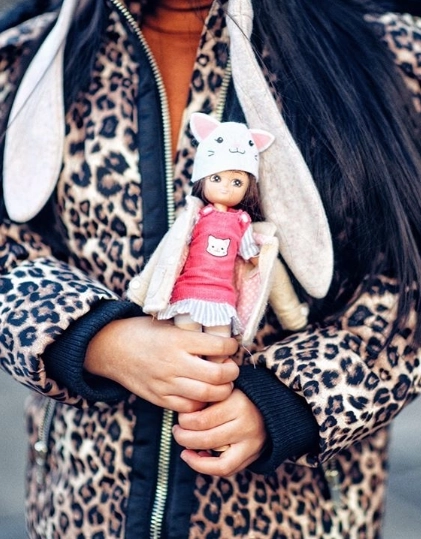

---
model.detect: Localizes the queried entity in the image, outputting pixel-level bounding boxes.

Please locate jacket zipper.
[215,62,231,122]
[108,2,175,537]
[109,0,175,227]
[108,2,176,537]
[108,2,231,538]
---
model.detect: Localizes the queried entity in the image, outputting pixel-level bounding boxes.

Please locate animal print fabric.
[0,2,420,537]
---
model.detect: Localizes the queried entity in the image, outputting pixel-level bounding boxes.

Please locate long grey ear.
[227,0,333,298]
[3,0,79,223]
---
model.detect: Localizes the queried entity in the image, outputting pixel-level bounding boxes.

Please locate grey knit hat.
[190,112,274,183]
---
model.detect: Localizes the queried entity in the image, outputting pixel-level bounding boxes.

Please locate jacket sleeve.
[367,12,421,112]
[237,274,420,473]
[0,14,145,405]
[0,0,57,33]
[0,219,141,406]
[237,10,421,476]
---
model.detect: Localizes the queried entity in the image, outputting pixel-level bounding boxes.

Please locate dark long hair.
[63,0,421,343]
[63,1,108,110]
[249,0,421,344]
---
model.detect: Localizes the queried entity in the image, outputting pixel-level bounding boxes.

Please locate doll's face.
[203,170,250,210]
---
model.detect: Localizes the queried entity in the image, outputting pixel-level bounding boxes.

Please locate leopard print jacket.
[0,1,420,538]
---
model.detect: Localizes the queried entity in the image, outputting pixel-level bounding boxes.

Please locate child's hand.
[84,316,239,412]
[173,388,267,475]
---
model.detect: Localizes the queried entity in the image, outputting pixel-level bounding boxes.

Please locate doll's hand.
[84,316,239,413]
[173,388,267,476]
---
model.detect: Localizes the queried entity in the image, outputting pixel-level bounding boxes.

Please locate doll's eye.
[232,178,244,187]
[249,139,254,146]
[215,137,224,143]
[210,174,221,182]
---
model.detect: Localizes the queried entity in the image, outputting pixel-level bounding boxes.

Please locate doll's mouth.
[229,148,246,154]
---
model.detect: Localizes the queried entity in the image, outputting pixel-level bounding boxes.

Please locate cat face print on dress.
[190,113,275,183]
[206,235,230,257]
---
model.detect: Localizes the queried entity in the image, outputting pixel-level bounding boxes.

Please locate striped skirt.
[157,298,242,335]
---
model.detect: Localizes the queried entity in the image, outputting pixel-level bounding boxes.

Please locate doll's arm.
[246,244,308,331]
[269,257,309,331]
[239,223,309,345]
[252,222,309,331]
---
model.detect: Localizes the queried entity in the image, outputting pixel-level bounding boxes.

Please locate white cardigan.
[128,196,308,345]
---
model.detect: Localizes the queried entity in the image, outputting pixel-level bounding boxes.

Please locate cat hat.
[2,0,333,299]
[190,113,274,183]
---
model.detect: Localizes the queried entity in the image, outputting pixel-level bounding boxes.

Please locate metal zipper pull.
[323,460,342,507]
[34,439,48,485]
[34,399,56,486]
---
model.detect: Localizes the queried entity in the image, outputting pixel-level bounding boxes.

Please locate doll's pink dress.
[157,204,259,333]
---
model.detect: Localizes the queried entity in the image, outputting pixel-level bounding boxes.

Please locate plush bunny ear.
[3,0,79,223]
[250,129,275,153]
[190,112,221,142]
[227,0,334,299]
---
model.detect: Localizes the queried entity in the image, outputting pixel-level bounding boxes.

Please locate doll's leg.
[203,324,231,363]
[174,320,231,453]
[173,317,230,452]
[173,313,202,332]
[204,324,232,453]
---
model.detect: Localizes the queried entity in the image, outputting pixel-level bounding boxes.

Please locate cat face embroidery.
[206,235,230,257]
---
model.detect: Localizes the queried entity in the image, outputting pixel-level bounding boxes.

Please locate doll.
[155,115,273,344]
[128,113,309,347]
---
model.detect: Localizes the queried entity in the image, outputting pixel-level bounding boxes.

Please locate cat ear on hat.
[250,129,275,153]
[190,112,221,142]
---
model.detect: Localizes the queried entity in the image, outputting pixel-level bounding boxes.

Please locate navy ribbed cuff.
[235,364,319,474]
[43,299,143,403]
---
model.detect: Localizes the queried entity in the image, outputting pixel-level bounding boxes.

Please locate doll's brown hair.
[191,171,264,222]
